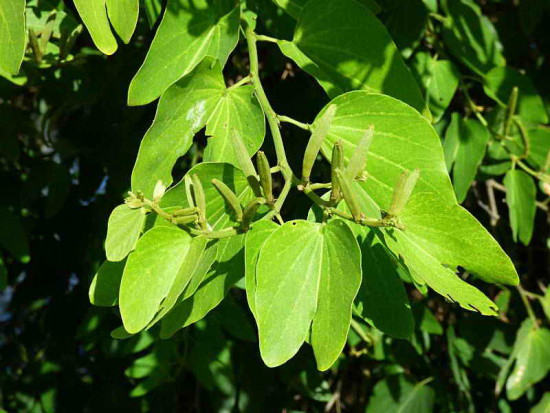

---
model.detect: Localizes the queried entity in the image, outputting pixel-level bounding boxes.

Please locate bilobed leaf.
[127,0,240,106]
[0,0,26,75]
[441,0,505,76]
[131,59,225,197]
[483,67,549,126]
[255,220,361,369]
[89,260,125,307]
[392,192,518,286]
[366,375,435,413]
[104,205,146,262]
[73,0,118,55]
[278,0,430,118]
[506,319,550,400]
[131,60,264,198]
[160,234,245,338]
[315,92,455,209]
[311,220,362,370]
[452,118,490,203]
[504,169,536,245]
[313,92,518,303]
[106,0,139,44]
[203,85,266,165]
[256,221,322,367]
[119,227,192,333]
[244,220,279,318]
[411,53,460,122]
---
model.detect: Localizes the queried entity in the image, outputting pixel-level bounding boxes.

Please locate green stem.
[278,115,311,131]
[350,319,374,345]
[255,34,279,43]
[228,75,252,89]
[517,285,538,326]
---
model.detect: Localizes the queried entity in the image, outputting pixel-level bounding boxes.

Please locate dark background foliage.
[1,0,549,412]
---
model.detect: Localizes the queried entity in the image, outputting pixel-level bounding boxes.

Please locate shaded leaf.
[366,375,435,413]
[89,260,125,307]
[504,169,536,245]
[106,0,139,44]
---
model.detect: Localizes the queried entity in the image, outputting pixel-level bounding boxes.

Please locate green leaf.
[120,227,192,333]
[377,0,428,58]
[311,220,362,370]
[443,113,461,172]
[160,234,245,338]
[73,0,118,55]
[316,92,455,209]
[384,193,517,315]
[106,0,139,44]
[131,60,264,197]
[244,220,279,318]
[131,59,225,197]
[539,289,550,321]
[410,53,460,122]
[203,85,266,165]
[504,169,536,245]
[89,260,125,307]
[104,205,146,262]
[354,229,414,339]
[0,0,26,75]
[278,0,429,119]
[273,0,381,19]
[397,192,517,284]
[506,320,550,400]
[147,236,209,327]
[0,207,30,263]
[313,92,517,294]
[366,375,435,413]
[452,118,490,203]
[483,67,548,126]
[255,220,361,369]
[527,127,550,171]
[127,0,240,106]
[531,393,550,413]
[441,0,505,76]
[179,240,219,300]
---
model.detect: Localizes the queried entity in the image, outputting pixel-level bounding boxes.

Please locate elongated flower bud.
[346,126,374,181]
[335,169,362,222]
[256,151,274,204]
[230,129,262,196]
[388,169,420,217]
[241,198,266,231]
[173,207,200,217]
[212,178,243,222]
[174,215,198,225]
[503,86,518,137]
[302,105,337,183]
[330,141,344,203]
[191,174,207,229]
